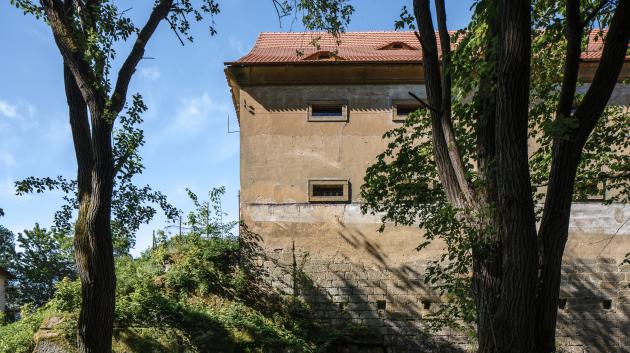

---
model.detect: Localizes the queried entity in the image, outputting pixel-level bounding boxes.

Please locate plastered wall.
[0,276,6,313]
[239,84,426,204]
[238,82,630,352]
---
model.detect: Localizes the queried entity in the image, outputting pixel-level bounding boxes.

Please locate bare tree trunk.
[536,2,630,351]
[493,1,538,352]
[412,0,629,352]
[64,65,116,353]
[75,117,116,353]
[413,2,504,351]
[413,0,470,209]
[472,13,502,351]
[535,143,582,353]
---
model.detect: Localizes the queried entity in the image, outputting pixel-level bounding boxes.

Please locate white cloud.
[145,92,231,153]
[140,66,161,80]
[0,99,38,131]
[0,100,18,118]
[173,93,229,132]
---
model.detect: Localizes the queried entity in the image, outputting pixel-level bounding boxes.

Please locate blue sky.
[0,0,474,256]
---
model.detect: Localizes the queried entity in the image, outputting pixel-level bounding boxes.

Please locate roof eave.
[224,68,242,125]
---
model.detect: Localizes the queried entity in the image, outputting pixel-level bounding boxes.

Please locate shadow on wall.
[241,221,630,353]
[239,84,428,121]
[556,258,630,353]
[240,222,469,353]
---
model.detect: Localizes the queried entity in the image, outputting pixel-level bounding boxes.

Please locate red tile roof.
[228,31,425,65]
[581,29,622,61]
[227,30,627,65]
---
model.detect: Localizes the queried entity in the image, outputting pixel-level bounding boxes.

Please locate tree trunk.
[413,0,468,209]
[471,221,502,353]
[76,114,116,353]
[535,142,581,352]
[536,2,630,351]
[473,21,502,350]
[493,0,538,352]
[65,67,116,353]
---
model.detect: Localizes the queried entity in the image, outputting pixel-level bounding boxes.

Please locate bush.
[0,233,322,353]
[0,304,46,353]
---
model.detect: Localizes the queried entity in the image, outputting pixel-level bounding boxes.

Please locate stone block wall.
[556,257,630,353]
[257,250,629,353]
[258,249,471,353]
[241,203,630,352]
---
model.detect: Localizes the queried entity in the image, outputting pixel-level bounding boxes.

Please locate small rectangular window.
[308,180,350,202]
[313,184,344,197]
[308,100,348,122]
[575,180,605,202]
[392,99,422,122]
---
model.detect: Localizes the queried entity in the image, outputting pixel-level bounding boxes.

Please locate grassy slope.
[0,234,326,353]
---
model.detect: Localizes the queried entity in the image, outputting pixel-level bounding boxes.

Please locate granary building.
[0,266,12,313]
[225,31,630,352]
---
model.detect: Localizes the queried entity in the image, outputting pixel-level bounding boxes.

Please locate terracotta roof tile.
[227,30,627,65]
[228,31,426,64]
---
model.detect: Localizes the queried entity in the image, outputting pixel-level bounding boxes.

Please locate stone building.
[0,266,12,313]
[225,31,630,352]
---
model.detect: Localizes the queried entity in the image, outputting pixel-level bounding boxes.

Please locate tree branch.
[64,63,93,198]
[434,0,475,205]
[113,147,135,176]
[413,0,470,208]
[413,0,474,208]
[557,0,583,119]
[582,0,611,27]
[165,18,185,46]
[574,0,630,145]
[40,0,102,108]
[109,0,173,115]
[408,91,442,114]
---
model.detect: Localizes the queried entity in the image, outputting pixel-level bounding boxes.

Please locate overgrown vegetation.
[1,187,356,352]
[0,232,328,353]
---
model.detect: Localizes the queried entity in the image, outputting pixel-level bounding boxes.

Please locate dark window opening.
[311,104,343,117]
[558,298,567,309]
[396,105,420,117]
[379,42,414,50]
[421,300,431,310]
[339,302,345,311]
[376,300,386,310]
[309,180,349,202]
[312,184,344,197]
[602,299,612,310]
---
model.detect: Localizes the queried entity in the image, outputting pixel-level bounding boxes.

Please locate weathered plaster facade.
[0,267,10,313]
[226,32,630,352]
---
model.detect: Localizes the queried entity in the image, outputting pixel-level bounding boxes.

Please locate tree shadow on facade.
[240,220,630,353]
[555,258,629,353]
[239,222,469,353]
[333,224,630,353]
